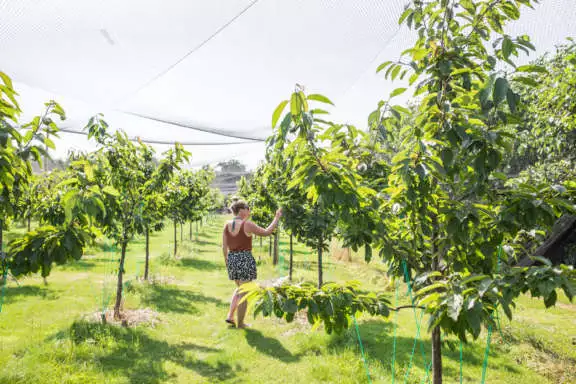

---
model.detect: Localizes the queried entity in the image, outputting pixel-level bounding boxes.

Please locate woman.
[222,200,282,328]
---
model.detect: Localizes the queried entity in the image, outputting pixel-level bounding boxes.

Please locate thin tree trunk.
[432,326,442,384]
[0,220,4,282]
[317,235,323,289]
[273,231,279,265]
[144,227,150,280]
[196,220,199,241]
[180,223,183,242]
[189,222,193,241]
[27,216,31,232]
[289,233,293,281]
[173,220,178,257]
[0,219,3,260]
[269,237,272,258]
[431,215,442,383]
[113,239,128,320]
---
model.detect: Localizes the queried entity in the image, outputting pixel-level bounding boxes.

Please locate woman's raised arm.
[245,208,282,236]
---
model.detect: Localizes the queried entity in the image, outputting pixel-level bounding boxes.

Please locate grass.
[0,216,574,383]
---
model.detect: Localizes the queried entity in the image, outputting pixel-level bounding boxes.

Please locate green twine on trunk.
[353,314,372,384]
[401,260,431,383]
[481,325,493,384]
[391,279,399,384]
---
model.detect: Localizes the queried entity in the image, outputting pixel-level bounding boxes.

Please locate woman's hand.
[275,208,283,218]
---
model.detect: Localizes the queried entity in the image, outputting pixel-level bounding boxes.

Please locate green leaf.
[440,148,454,168]
[390,88,407,98]
[415,282,448,296]
[506,89,518,113]
[447,217,460,236]
[478,279,493,297]
[376,61,392,74]
[391,66,401,80]
[272,100,289,128]
[493,78,509,105]
[307,94,334,106]
[487,148,500,169]
[290,93,302,116]
[398,8,413,25]
[516,65,547,73]
[513,76,539,87]
[447,294,464,321]
[364,244,372,263]
[544,290,557,308]
[532,256,552,266]
[502,37,513,59]
[466,302,482,338]
[282,299,298,313]
[103,186,120,197]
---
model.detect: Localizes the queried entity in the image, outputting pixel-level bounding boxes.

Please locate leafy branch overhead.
[247,4,575,382]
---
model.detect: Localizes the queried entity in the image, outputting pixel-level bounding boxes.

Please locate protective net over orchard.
[0,0,574,167]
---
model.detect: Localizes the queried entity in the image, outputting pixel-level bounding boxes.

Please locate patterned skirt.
[226,250,257,281]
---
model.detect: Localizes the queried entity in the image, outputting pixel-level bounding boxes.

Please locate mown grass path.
[0,216,574,383]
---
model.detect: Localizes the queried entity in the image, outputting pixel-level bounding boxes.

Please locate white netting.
[0,0,574,168]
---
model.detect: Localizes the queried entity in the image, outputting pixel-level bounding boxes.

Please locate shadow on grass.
[291,261,336,270]
[328,319,520,381]
[139,285,226,314]
[1,285,59,304]
[244,329,300,363]
[66,321,236,383]
[180,258,222,271]
[59,260,98,271]
[193,239,219,247]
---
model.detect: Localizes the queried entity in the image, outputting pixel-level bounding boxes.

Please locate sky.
[1,0,574,170]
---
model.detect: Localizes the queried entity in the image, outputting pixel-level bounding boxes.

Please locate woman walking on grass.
[222,200,282,328]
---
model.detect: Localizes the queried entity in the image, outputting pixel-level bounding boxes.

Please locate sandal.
[225,319,236,327]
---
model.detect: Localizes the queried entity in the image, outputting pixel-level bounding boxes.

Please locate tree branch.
[390,305,426,312]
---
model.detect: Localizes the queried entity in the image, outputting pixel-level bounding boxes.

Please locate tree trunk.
[173,220,178,257]
[27,216,31,232]
[272,231,279,265]
[431,218,442,384]
[289,233,293,281]
[113,240,128,320]
[317,236,323,289]
[196,220,199,241]
[180,223,183,242]
[432,326,442,384]
[144,227,150,280]
[0,219,3,260]
[269,237,272,258]
[0,220,5,281]
[189,222,193,241]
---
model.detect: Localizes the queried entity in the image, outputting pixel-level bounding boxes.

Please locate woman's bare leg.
[236,280,251,328]
[226,281,241,321]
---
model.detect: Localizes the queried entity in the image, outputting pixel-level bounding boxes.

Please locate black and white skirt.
[226,250,257,281]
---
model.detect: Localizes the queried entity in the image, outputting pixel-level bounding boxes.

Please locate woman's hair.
[230,200,249,215]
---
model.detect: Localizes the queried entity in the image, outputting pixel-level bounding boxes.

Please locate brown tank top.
[225,221,252,251]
